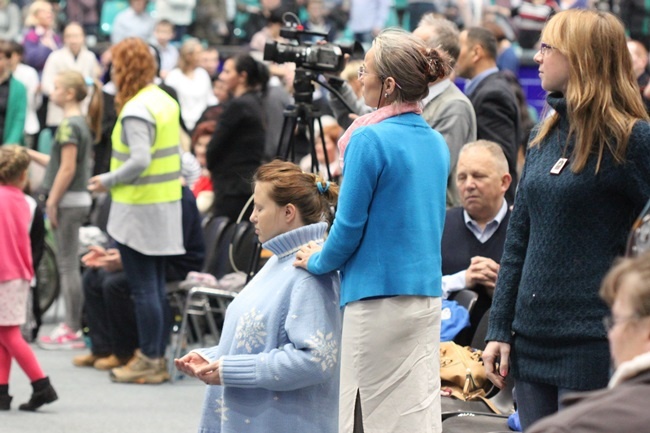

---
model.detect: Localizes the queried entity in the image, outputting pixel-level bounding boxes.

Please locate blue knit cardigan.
[487,94,650,390]
[307,112,449,305]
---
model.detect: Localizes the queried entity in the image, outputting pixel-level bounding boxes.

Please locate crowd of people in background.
[2,1,650,433]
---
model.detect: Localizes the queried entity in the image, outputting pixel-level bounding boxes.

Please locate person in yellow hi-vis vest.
[88,38,184,384]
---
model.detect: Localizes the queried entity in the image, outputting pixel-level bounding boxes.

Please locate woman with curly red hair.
[88,38,184,384]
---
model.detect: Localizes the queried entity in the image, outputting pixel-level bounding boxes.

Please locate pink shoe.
[38,323,86,350]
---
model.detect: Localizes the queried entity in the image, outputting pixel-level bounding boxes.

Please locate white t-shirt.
[164,67,217,131]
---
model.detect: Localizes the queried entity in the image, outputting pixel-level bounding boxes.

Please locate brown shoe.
[109,350,170,384]
[94,354,131,371]
[73,353,104,367]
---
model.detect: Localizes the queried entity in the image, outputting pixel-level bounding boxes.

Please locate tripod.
[245,68,343,282]
[276,68,335,179]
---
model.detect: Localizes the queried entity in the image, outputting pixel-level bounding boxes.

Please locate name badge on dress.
[550,158,568,175]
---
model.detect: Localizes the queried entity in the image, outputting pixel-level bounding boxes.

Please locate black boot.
[0,395,11,410]
[18,377,58,411]
[0,384,10,410]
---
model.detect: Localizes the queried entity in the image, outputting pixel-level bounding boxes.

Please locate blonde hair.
[25,0,51,27]
[600,253,650,318]
[372,28,452,104]
[56,70,104,143]
[178,38,202,72]
[0,145,30,185]
[341,60,362,83]
[253,159,339,227]
[530,10,649,174]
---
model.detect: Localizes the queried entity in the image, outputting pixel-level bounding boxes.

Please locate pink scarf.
[337,102,422,166]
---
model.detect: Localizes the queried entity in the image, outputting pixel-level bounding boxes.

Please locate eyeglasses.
[358,65,376,80]
[602,314,644,331]
[357,65,402,89]
[539,43,555,56]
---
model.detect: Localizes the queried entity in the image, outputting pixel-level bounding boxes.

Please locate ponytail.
[234,54,270,94]
[88,79,104,143]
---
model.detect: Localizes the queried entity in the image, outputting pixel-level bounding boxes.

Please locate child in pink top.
[0,146,57,412]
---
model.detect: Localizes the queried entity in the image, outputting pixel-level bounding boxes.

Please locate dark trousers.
[82,268,138,359]
[116,243,170,359]
[516,379,574,431]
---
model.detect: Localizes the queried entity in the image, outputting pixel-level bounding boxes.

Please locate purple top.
[23,27,62,74]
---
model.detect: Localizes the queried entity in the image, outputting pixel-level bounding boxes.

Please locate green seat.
[100,0,129,36]
[100,0,157,37]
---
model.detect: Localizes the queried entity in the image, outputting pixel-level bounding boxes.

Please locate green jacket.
[4,75,27,145]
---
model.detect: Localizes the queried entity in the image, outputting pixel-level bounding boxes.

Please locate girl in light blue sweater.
[175,160,341,433]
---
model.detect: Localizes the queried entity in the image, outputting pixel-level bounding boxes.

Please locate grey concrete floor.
[3,308,207,433]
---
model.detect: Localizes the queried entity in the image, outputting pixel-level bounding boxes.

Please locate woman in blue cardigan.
[482,10,650,431]
[294,28,451,433]
[175,160,342,433]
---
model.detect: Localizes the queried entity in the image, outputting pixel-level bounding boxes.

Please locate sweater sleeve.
[486,148,531,344]
[623,121,650,210]
[99,117,153,187]
[307,129,381,275]
[219,276,340,391]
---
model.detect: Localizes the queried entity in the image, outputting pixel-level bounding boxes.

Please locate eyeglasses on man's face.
[539,42,555,56]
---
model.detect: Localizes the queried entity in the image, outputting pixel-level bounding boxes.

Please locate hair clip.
[316,181,330,194]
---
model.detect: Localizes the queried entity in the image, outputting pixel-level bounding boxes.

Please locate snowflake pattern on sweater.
[234,308,267,353]
[306,330,338,371]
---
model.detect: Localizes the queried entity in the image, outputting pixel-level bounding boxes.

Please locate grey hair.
[459,140,509,175]
[417,14,460,64]
[373,27,451,104]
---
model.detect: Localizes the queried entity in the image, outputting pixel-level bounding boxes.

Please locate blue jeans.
[116,243,170,358]
[515,379,575,431]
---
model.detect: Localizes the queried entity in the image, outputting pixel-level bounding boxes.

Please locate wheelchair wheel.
[37,241,60,314]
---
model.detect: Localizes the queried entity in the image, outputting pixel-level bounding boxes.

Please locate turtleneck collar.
[546,92,567,116]
[262,222,328,259]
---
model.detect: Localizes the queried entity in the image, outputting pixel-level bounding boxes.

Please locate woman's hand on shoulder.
[293,241,322,270]
[482,341,510,389]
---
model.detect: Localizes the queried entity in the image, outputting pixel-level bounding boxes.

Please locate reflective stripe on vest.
[110,85,182,205]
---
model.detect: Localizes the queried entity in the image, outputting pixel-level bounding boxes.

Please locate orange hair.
[111,38,156,114]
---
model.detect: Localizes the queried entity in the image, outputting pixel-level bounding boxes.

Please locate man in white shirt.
[441,140,512,331]
[110,0,155,44]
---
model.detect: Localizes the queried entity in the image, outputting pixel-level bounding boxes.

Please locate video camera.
[263,26,356,73]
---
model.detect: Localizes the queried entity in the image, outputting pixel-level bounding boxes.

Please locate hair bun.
[424,47,452,83]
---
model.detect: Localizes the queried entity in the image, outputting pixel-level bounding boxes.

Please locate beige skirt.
[0,279,30,326]
[339,296,442,433]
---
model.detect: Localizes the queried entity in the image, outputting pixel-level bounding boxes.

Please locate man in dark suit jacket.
[441,140,512,332]
[456,27,520,203]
